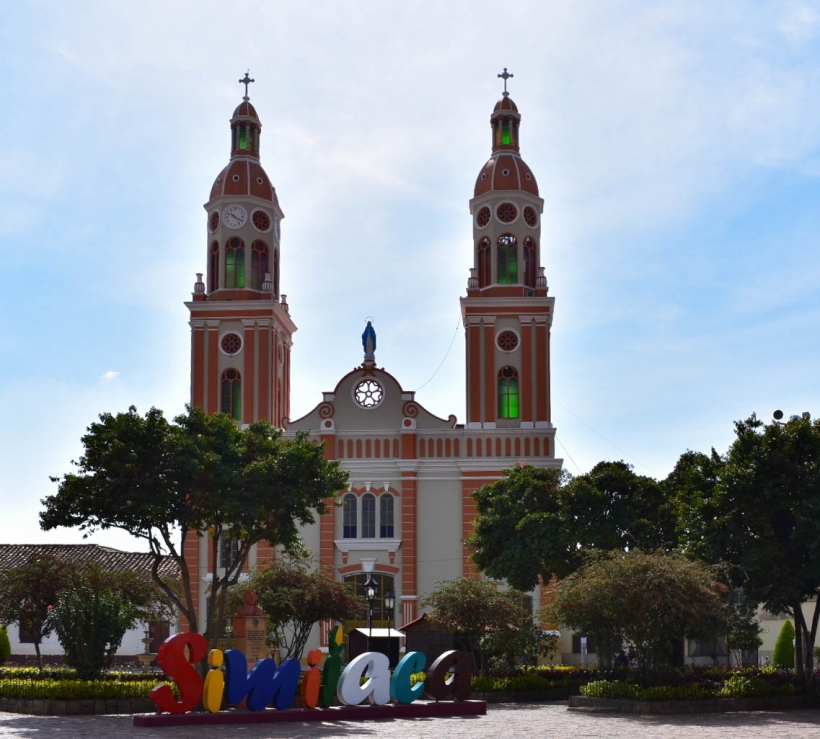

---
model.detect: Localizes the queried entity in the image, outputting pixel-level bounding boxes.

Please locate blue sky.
[1,1,818,550]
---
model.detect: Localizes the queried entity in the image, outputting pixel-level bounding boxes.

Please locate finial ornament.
[497,67,514,96]
[239,71,255,101]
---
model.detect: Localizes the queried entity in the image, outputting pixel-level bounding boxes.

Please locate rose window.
[496,203,518,223]
[523,206,538,227]
[221,333,242,355]
[476,206,491,228]
[252,210,271,231]
[354,379,384,409]
[497,330,519,352]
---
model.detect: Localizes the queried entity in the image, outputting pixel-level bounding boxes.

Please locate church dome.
[493,95,519,113]
[232,100,259,121]
[474,154,538,196]
[209,159,277,202]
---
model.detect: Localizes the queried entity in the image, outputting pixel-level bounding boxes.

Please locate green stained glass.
[226,251,235,287]
[499,377,519,419]
[235,250,245,288]
[239,125,248,150]
[502,121,511,145]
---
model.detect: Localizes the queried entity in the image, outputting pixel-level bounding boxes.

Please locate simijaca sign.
[150,625,472,714]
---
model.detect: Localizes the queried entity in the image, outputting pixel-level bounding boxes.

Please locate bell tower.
[461,70,555,429]
[186,75,296,427]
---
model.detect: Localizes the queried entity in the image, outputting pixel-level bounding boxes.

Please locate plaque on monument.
[232,590,268,665]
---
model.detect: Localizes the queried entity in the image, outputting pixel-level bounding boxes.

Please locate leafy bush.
[472,666,596,692]
[48,584,137,680]
[0,626,11,666]
[717,674,795,698]
[0,676,170,700]
[0,667,160,682]
[773,620,795,669]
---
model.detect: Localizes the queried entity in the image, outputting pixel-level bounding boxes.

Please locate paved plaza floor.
[4,703,820,739]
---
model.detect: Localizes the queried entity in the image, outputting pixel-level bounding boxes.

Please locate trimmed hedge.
[0,668,172,701]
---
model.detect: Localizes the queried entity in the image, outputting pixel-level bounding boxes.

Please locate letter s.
[150,633,208,714]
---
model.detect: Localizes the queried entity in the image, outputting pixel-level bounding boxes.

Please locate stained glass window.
[221,368,241,420]
[497,234,518,284]
[209,241,219,292]
[524,237,537,288]
[251,241,269,289]
[499,366,519,419]
[226,238,245,288]
[478,237,491,287]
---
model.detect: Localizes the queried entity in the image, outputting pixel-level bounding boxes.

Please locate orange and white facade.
[184,81,562,641]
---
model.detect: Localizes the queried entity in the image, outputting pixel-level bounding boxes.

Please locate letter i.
[203,649,225,713]
[301,649,323,708]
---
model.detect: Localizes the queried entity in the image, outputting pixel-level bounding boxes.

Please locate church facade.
[184,74,562,646]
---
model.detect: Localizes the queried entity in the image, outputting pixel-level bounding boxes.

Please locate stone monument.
[232,590,268,666]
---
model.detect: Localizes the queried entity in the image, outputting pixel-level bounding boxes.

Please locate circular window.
[501,168,510,176]
[232,174,241,182]
[252,210,271,231]
[523,206,538,228]
[214,177,221,186]
[256,177,264,185]
[209,212,219,232]
[476,206,491,228]
[221,333,242,355]
[497,330,519,352]
[496,203,518,223]
[481,173,487,180]
[501,365,517,379]
[354,379,384,409]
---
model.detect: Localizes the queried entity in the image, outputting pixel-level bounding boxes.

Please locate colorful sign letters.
[149,625,472,715]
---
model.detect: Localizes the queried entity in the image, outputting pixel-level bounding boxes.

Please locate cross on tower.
[497,67,514,95]
[239,71,255,101]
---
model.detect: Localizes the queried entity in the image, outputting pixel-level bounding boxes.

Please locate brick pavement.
[3,703,820,739]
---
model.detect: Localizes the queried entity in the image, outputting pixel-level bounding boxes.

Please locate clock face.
[223,205,247,229]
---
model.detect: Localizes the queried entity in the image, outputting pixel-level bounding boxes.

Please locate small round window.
[496,203,518,223]
[221,333,242,355]
[497,330,519,352]
[476,206,491,228]
[232,174,241,182]
[523,206,538,228]
[252,210,271,231]
[354,379,384,409]
[209,212,219,232]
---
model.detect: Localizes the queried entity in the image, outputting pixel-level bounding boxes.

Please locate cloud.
[100,371,120,382]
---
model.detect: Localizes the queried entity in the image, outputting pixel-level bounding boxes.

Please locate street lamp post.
[384,591,396,668]
[365,576,378,653]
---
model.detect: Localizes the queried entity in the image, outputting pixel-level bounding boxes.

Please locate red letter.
[150,633,208,714]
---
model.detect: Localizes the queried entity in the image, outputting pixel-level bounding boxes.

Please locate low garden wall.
[0,696,154,715]
[569,694,807,714]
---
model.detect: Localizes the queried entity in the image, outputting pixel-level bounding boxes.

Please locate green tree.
[41,405,348,649]
[0,555,74,671]
[468,462,677,592]
[546,550,730,672]
[48,582,136,680]
[670,414,820,686]
[773,619,795,669]
[231,562,360,660]
[0,626,10,666]
[420,577,528,674]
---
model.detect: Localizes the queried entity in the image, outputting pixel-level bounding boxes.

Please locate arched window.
[251,240,269,289]
[380,494,394,538]
[343,494,357,539]
[362,493,376,538]
[524,236,537,288]
[478,237,491,287]
[209,241,219,292]
[497,234,517,284]
[221,368,241,420]
[343,573,395,627]
[225,238,245,288]
[498,366,519,419]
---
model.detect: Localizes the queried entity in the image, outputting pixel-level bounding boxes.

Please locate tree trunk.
[34,640,43,673]
[794,602,806,687]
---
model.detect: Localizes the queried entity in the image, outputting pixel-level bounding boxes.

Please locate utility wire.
[416,317,461,392]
